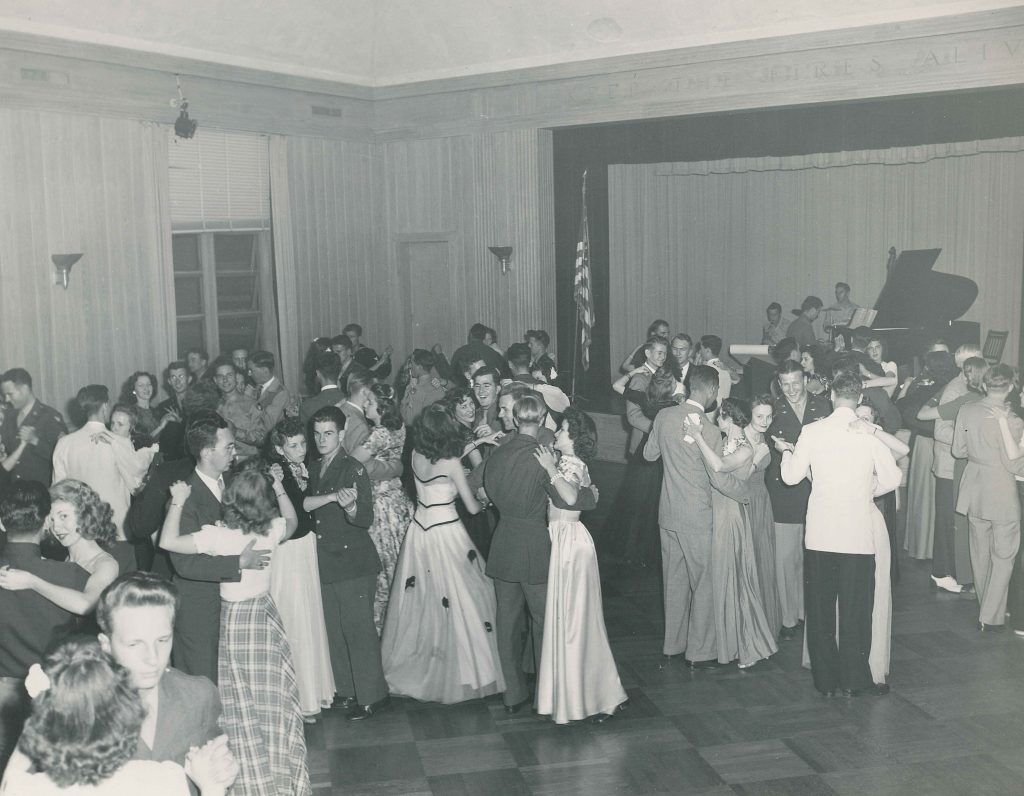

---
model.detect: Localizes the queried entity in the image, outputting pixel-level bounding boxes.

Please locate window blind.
[168,128,270,231]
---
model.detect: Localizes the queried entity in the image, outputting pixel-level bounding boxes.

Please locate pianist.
[824,282,860,330]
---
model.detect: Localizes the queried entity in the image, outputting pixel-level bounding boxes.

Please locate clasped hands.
[185,734,239,793]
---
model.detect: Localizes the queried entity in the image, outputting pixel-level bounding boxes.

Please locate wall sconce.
[51,253,82,289]
[488,246,513,276]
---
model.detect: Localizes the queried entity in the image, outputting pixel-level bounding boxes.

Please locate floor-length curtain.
[269,134,302,395]
[0,109,175,415]
[609,137,1024,369]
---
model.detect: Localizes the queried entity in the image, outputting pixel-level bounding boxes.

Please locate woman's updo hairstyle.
[18,637,145,788]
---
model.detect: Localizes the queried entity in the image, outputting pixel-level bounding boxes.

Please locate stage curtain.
[609,136,1024,369]
[0,109,175,417]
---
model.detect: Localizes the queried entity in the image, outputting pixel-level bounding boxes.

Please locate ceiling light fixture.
[173,75,198,139]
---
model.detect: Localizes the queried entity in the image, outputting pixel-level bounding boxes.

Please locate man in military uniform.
[0,368,67,485]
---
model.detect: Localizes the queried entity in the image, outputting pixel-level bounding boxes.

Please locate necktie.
[216,476,226,501]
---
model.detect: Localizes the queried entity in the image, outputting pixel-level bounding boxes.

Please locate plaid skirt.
[219,594,311,796]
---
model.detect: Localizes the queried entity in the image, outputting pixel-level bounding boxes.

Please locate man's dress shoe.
[346,696,391,721]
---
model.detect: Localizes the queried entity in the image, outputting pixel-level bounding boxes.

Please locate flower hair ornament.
[25,663,50,699]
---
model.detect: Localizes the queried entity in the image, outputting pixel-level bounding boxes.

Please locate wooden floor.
[305,462,1024,795]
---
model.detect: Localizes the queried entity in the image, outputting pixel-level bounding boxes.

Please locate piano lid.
[872,248,978,329]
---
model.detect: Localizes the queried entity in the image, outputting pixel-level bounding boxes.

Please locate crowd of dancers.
[602,306,1024,699]
[0,323,626,795]
[1,306,1022,794]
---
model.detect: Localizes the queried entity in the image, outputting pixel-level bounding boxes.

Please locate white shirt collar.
[194,468,223,502]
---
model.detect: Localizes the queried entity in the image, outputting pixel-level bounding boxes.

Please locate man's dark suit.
[482,433,597,707]
[133,668,221,795]
[170,471,241,683]
[125,457,195,574]
[308,451,386,706]
[298,386,343,427]
[451,340,508,384]
[0,543,87,767]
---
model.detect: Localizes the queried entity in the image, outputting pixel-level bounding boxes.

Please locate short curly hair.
[48,481,117,546]
[18,637,144,788]
[222,464,277,536]
[562,408,598,461]
[719,397,751,428]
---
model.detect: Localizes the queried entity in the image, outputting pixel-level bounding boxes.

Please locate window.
[168,128,278,359]
[172,230,272,356]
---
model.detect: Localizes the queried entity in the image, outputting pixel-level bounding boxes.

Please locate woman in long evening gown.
[535,409,628,724]
[744,394,782,638]
[381,404,504,704]
[267,418,336,721]
[688,398,778,668]
[350,384,414,633]
[896,351,958,559]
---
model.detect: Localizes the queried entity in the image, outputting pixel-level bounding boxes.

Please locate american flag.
[574,173,594,370]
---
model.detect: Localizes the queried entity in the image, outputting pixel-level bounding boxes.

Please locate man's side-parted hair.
[249,350,276,372]
[186,413,229,459]
[983,363,1016,392]
[831,371,863,401]
[18,637,145,788]
[687,364,720,398]
[512,393,546,425]
[76,384,110,419]
[700,335,723,357]
[0,367,32,389]
[96,571,179,635]
[505,343,532,370]
[312,404,347,430]
[0,481,50,537]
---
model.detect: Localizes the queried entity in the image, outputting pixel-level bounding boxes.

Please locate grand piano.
[856,247,979,365]
[732,247,979,397]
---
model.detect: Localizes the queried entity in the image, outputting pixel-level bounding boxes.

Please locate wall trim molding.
[1,7,1022,140]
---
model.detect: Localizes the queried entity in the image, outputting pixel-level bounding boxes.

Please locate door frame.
[395,232,459,358]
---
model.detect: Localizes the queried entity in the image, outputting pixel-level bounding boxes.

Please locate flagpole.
[571,169,587,405]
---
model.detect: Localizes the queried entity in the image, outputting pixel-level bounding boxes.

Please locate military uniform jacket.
[765,392,832,524]
[308,452,378,583]
[0,399,67,485]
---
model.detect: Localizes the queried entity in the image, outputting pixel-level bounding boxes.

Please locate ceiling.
[0,0,1019,86]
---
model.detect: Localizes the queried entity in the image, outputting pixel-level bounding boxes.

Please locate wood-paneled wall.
[272,129,556,382]
[0,108,175,416]
[279,136,378,372]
